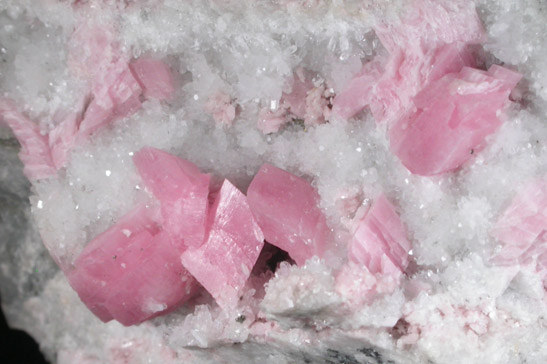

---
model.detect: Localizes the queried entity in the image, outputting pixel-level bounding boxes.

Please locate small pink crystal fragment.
[76,99,114,140]
[257,107,289,134]
[204,92,236,126]
[133,147,210,248]
[331,58,384,120]
[348,194,411,276]
[181,179,264,308]
[0,99,56,179]
[390,65,521,176]
[491,179,547,264]
[48,112,80,169]
[247,164,330,265]
[68,205,199,326]
[130,58,175,100]
[283,69,313,119]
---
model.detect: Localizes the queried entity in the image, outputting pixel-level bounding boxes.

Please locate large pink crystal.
[133,147,211,249]
[348,194,411,277]
[181,179,264,308]
[68,205,199,326]
[330,0,517,177]
[0,99,56,179]
[332,0,484,122]
[247,164,330,265]
[390,65,521,176]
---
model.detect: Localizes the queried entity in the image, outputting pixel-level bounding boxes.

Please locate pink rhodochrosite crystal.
[181,179,264,309]
[491,179,547,265]
[247,164,330,265]
[0,99,56,179]
[68,205,199,326]
[133,147,211,249]
[390,65,521,176]
[129,58,175,101]
[4,0,547,362]
[348,194,411,277]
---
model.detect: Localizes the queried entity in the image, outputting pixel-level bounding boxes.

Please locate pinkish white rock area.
[1,0,547,363]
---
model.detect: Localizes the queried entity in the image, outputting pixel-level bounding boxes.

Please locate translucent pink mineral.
[181,179,264,309]
[133,147,211,249]
[247,164,331,265]
[68,205,199,326]
[348,194,411,276]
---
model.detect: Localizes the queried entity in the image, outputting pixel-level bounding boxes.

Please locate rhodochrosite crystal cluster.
[1,0,547,363]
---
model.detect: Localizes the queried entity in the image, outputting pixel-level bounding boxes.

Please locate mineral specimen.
[247,163,331,266]
[1,0,547,363]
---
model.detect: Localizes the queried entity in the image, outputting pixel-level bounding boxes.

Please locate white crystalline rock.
[261,259,342,326]
[1,0,547,363]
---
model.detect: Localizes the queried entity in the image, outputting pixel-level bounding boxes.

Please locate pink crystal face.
[491,179,547,293]
[491,179,547,265]
[247,164,330,265]
[181,179,264,309]
[330,1,521,177]
[68,205,199,326]
[133,147,211,249]
[348,194,411,277]
[282,70,312,120]
[0,99,56,180]
[332,0,485,123]
[390,65,521,176]
[129,58,175,101]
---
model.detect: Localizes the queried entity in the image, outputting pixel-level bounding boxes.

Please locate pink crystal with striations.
[68,205,199,326]
[129,58,175,101]
[390,65,521,176]
[133,147,211,249]
[348,194,411,277]
[491,179,547,265]
[0,99,56,180]
[181,179,264,309]
[247,164,330,265]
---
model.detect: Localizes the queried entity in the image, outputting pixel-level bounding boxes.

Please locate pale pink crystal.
[89,58,142,119]
[133,147,210,249]
[389,65,521,176]
[281,69,330,126]
[0,99,56,179]
[68,205,199,326]
[491,179,547,265]
[303,84,330,126]
[75,99,114,141]
[282,69,312,120]
[129,58,175,101]
[48,111,81,170]
[257,107,289,134]
[181,179,264,309]
[247,164,330,265]
[204,92,237,126]
[348,194,411,276]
